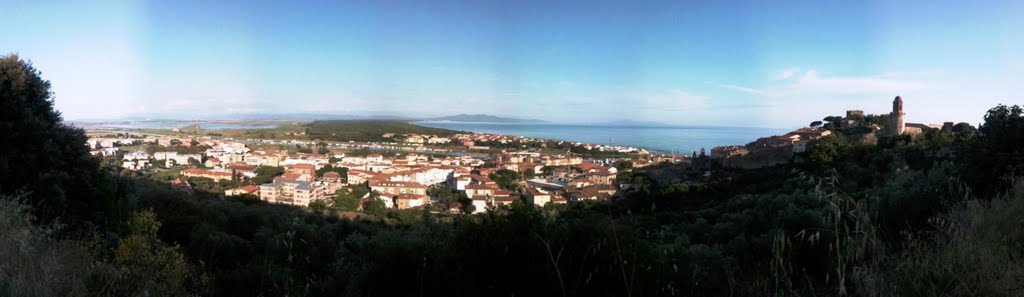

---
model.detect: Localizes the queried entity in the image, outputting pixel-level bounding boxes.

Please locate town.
[85,96,963,215]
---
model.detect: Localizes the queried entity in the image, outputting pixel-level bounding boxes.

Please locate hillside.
[304,120,460,142]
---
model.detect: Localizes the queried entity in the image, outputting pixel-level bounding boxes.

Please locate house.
[323,171,343,183]
[370,180,428,196]
[576,163,617,175]
[275,171,313,182]
[394,193,428,209]
[205,157,222,168]
[170,178,192,193]
[225,163,258,178]
[464,184,499,197]
[225,185,260,196]
[285,163,316,176]
[524,187,552,206]
[586,172,617,185]
[568,177,594,188]
[471,196,488,214]
[247,149,286,167]
[568,184,616,201]
[182,169,234,181]
[347,169,377,185]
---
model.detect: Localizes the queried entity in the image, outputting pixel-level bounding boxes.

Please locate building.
[370,180,428,196]
[394,193,429,209]
[369,180,429,209]
[182,169,234,181]
[225,185,260,196]
[285,163,316,176]
[347,169,377,185]
[259,180,325,207]
[524,187,553,206]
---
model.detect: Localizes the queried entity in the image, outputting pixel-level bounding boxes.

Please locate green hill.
[304,120,460,142]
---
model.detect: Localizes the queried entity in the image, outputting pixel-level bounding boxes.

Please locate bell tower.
[890,96,905,135]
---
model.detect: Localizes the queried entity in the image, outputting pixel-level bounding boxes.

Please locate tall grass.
[0,195,89,297]
[770,173,1024,296]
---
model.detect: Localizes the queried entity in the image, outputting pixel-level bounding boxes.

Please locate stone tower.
[889,96,905,135]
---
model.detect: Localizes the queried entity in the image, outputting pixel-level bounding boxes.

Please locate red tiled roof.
[287,163,315,170]
[465,184,498,190]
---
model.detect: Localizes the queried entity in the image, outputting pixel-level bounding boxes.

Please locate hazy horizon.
[4,0,1022,127]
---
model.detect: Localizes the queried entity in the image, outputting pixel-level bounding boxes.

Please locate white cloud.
[707,82,767,95]
[786,70,928,95]
[774,67,801,80]
[713,68,930,98]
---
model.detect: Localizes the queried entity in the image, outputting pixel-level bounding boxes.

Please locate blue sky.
[2,0,1022,128]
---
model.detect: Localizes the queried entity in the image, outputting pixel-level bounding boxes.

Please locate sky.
[2,0,1023,128]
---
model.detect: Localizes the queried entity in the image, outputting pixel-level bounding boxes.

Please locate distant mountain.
[424,114,543,123]
[214,113,415,121]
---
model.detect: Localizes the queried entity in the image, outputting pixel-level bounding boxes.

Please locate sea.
[416,122,791,154]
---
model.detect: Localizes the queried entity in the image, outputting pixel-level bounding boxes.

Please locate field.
[304,120,461,142]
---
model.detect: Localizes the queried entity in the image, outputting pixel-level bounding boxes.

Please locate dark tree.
[489,169,520,190]
[0,54,114,226]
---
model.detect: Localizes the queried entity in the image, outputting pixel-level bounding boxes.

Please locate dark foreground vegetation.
[3,54,1024,296]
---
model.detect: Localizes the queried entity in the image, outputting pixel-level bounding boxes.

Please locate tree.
[0,54,113,226]
[94,209,203,296]
[489,169,520,190]
[952,122,978,137]
[308,199,328,210]
[617,160,634,170]
[428,185,466,205]
[809,121,823,128]
[806,134,848,166]
[363,193,387,217]
[316,165,349,179]
[961,105,1024,196]
[251,166,284,184]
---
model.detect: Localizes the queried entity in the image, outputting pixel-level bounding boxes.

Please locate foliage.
[250,166,284,185]
[0,196,89,296]
[806,134,848,166]
[489,169,520,190]
[305,120,458,142]
[961,105,1024,197]
[91,209,205,296]
[428,185,467,205]
[315,165,348,179]
[0,54,114,227]
[330,184,368,211]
